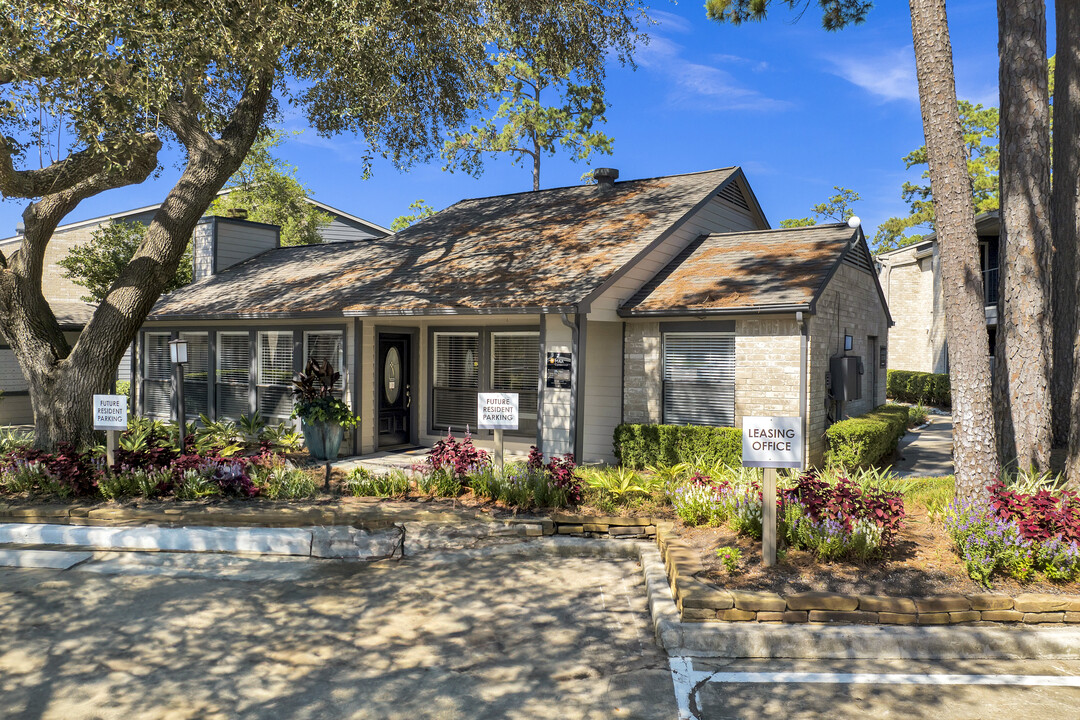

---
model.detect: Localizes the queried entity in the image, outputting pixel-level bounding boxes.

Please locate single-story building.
[136,168,892,466]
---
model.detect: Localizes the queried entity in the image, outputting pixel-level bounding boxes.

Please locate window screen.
[433,332,479,430]
[216,332,250,420]
[304,331,344,395]
[258,331,294,420]
[143,332,172,418]
[491,332,539,435]
[0,348,29,393]
[179,332,208,421]
[663,333,735,427]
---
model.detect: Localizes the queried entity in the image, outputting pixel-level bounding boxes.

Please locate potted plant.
[291,359,358,461]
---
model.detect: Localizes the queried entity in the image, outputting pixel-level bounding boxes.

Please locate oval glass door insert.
[384,347,401,405]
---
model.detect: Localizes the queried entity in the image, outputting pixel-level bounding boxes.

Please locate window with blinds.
[258,331,294,420]
[304,331,344,396]
[433,332,479,430]
[179,332,208,421]
[143,332,172,418]
[491,332,539,435]
[216,332,250,420]
[662,332,735,427]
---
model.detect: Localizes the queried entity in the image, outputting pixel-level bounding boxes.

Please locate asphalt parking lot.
[0,548,677,720]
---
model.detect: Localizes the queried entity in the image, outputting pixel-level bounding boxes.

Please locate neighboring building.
[136,168,891,466]
[0,196,387,426]
[875,211,999,374]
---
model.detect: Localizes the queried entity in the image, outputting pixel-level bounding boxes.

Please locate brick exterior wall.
[620,264,889,467]
[807,263,891,463]
[877,245,946,373]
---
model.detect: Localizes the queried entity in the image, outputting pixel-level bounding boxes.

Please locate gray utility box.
[830,355,863,403]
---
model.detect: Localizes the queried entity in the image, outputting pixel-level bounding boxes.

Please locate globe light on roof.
[847,216,861,229]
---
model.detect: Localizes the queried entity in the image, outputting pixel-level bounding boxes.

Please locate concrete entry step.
[0,522,404,560]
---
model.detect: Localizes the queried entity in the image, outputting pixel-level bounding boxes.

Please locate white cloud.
[637,35,790,112]
[648,9,693,34]
[827,46,919,103]
[711,53,770,73]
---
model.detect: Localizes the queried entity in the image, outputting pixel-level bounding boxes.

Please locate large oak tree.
[0,0,643,450]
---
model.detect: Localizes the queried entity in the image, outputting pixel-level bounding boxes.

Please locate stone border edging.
[638,542,1080,659]
[656,526,1080,628]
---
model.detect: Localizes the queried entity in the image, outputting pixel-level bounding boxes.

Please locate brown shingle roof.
[620,224,859,316]
[149,168,739,319]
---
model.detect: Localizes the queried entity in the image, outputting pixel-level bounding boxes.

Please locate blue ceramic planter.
[301,420,344,461]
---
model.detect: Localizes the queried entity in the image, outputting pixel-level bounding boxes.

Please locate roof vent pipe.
[15,222,24,235]
[593,168,619,189]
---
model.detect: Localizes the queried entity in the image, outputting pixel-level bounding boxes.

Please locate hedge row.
[824,404,910,470]
[886,370,951,407]
[613,424,742,469]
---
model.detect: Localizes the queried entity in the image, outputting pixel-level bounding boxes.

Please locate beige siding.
[582,320,623,464]
[193,222,215,281]
[539,313,574,457]
[588,196,764,320]
[214,221,278,272]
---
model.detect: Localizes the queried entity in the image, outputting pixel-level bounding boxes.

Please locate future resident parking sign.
[742,416,803,469]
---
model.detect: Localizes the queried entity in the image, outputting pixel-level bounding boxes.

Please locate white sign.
[93,394,128,431]
[742,416,803,469]
[477,392,519,430]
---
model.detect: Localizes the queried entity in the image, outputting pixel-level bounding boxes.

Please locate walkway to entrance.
[893,414,954,478]
[332,447,532,476]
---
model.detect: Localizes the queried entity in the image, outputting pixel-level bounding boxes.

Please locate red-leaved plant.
[427,430,491,480]
[987,480,1080,543]
[784,471,905,546]
[528,446,581,504]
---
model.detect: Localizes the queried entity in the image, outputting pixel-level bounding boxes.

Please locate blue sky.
[0,2,1031,243]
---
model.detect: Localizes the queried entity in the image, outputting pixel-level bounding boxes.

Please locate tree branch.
[0,132,159,199]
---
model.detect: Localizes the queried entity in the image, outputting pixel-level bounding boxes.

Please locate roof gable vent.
[717,183,751,211]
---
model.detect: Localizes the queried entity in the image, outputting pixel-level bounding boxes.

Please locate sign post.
[93,394,129,467]
[477,392,519,473]
[742,416,803,567]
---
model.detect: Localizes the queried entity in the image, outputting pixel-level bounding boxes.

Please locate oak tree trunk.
[909,0,1000,502]
[995,0,1053,472]
[0,74,273,451]
[1058,1,1080,486]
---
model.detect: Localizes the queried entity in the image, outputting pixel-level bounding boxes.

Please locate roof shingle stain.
[150,170,736,317]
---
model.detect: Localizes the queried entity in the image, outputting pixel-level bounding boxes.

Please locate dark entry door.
[378,334,411,447]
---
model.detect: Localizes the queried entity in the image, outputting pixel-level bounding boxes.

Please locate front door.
[378,334,411,447]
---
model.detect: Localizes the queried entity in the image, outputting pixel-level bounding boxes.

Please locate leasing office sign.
[742,416,803,469]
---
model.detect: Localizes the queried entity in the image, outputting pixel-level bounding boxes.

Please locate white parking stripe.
[669,657,1080,720]
[703,671,1080,687]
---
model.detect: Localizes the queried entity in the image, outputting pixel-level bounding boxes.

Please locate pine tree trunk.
[995,0,1053,472]
[909,0,1000,502]
[1058,1,1080,486]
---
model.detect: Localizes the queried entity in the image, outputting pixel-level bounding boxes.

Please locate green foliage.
[780,186,859,228]
[705,0,872,31]
[0,427,33,455]
[577,466,661,500]
[442,49,614,190]
[58,221,193,303]
[291,360,359,430]
[874,101,999,252]
[115,381,131,397]
[390,200,438,232]
[256,462,318,500]
[208,130,331,247]
[416,467,463,497]
[716,546,742,573]
[824,404,909,469]
[908,403,929,427]
[1003,466,1069,496]
[613,424,742,469]
[174,469,223,500]
[260,422,305,454]
[467,462,573,509]
[886,370,951,406]
[897,475,954,520]
[344,467,410,497]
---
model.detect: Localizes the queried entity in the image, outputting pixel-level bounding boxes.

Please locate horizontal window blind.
[216,332,250,420]
[663,333,735,427]
[258,331,294,419]
[179,332,208,421]
[304,331,344,394]
[492,332,539,435]
[433,332,478,430]
[0,348,28,392]
[143,332,172,418]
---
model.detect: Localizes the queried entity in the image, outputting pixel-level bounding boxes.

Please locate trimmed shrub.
[886,370,951,406]
[613,424,741,469]
[824,404,909,469]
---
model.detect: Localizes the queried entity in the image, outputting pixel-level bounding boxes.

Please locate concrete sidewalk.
[893,415,954,478]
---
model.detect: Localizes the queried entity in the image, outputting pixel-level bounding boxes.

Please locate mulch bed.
[680,507,1080,597]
